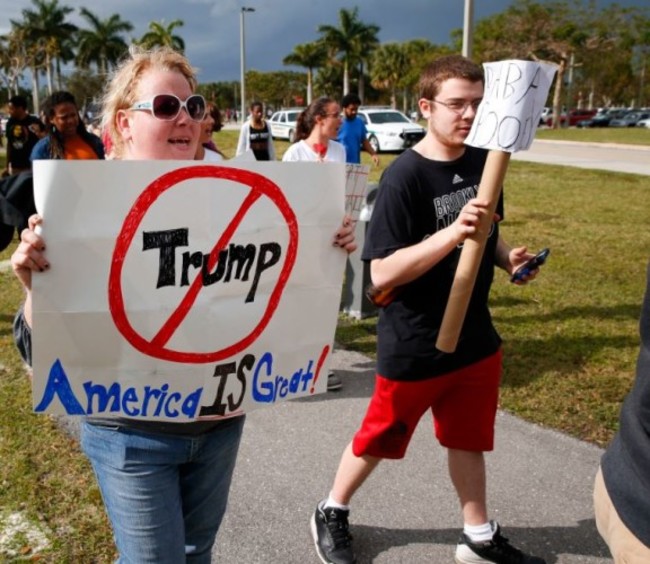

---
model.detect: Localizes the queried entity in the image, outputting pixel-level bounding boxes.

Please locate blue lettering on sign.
[35,359,86,414]
[252,351,315,403]
[35,359,203,418]
[36,352,320,418]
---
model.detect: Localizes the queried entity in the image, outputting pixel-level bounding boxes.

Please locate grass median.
[0,129,648,559]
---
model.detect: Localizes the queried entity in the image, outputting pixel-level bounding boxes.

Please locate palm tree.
[318,7,379,96]
[370,43,409,109]
[400,39,452,112]
[283,41,327,104]
[137,19,185,53]
[76,9,133,77]
[350,20,379,102]
[15,0,77,96]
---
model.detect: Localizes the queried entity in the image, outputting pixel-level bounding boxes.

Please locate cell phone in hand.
[510,248,550,283]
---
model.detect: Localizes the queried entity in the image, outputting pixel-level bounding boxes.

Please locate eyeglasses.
[324,112,342,119]
[129,94,207,122]
[429,98,482,115]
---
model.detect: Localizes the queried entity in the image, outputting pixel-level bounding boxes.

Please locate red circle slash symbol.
[108,165,298,364]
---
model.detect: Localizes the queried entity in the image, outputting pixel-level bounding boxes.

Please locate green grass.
[536,126,650,146]
[0,128,648,558]
[0,260,117,561]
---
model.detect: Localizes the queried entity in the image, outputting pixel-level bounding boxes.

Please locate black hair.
[43,91,96,159]
[9,95,28,109]
[341,93,361,108]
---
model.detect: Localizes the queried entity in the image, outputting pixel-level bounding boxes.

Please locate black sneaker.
[310,499,356,564]
[455,521,546,564]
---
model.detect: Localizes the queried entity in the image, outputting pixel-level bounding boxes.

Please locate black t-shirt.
[6,115,43,169]
[249,122,271,161]
[362,146,503,381]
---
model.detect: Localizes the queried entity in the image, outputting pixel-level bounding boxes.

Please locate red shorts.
[352,349,502,459]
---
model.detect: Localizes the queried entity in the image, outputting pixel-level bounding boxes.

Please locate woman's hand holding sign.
[333,215,357,253]
[11,213,49,325]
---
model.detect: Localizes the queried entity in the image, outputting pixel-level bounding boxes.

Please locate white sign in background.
[31,160,348,422]
[466,59,558,153]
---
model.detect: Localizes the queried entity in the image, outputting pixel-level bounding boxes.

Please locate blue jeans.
[81,417,245,563]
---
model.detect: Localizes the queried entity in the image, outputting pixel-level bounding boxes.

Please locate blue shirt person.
[337,93,379,166]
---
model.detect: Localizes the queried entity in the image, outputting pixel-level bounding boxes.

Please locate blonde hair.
[101,45,198,158]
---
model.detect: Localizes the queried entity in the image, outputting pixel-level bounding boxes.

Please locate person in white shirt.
[282,97,345,163]
[283,97,348,391]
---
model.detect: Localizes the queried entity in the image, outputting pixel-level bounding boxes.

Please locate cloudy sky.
[2,0,646,83]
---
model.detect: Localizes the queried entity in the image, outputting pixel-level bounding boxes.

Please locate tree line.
[2,0,649,124]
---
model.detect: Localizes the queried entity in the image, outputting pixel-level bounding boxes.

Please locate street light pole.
[462,0,474,59]
[240,6,255,124]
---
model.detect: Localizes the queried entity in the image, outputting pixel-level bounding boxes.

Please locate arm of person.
[5,131,13,173]
[361,138,379,166]
[494,236,537,284]
[266,125,277,161]
[235,123,248,156]
[370,197,491,290]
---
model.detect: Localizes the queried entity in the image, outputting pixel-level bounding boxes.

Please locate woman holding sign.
[11,45,356,562]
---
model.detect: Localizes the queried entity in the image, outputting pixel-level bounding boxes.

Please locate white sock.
[464,521,494,542]
[324,493,350,511]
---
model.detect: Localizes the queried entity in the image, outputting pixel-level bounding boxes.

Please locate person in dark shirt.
[4,95,45,176]
[236,101,276,160]
[594,261,650,563]
[309,54,546,564]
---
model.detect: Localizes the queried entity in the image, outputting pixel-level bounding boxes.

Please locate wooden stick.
[435,150,511,353]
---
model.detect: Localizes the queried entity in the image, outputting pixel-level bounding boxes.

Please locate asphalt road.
[512,138,650,176]
[212,348,610,564]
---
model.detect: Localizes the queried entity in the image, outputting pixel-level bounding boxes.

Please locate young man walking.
[311,55,547,564]
[337,93,379,166]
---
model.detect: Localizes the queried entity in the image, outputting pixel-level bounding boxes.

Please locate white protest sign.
[344,163,370,220]
[466,59,557,152]
[436,59,557,353]
[31,160,347,422]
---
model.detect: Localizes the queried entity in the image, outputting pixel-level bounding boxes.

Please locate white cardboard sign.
[31,160,347,422]
[466,59,558,153]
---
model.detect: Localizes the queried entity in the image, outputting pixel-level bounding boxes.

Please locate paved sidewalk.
[212,348,610,564]
[512,138,650,176]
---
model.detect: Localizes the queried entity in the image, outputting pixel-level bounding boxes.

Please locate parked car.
[577,108,630,128]
[357,107,426,152]
[267,108,303,142]
[538,107,552,126]
[637,117,650,128]
[609,111,650,127]
[545,108,597,127]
